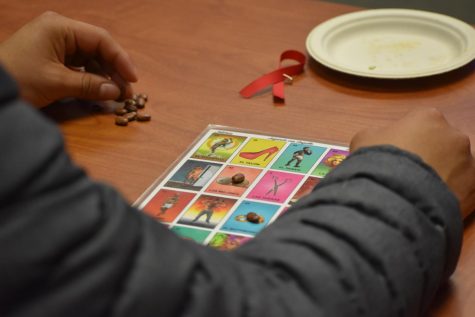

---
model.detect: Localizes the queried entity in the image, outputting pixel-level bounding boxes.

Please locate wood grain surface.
[1,0,475,315]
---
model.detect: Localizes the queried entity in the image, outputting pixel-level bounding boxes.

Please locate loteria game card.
[311,149,349,178]
[231,138,286,168]
[191,133,247,162]
[135,126,348,248]
[177,195,236,229]
[165,160,221,191]
[247,170,304,204]
[142,189,196,223]
[220,200,280,236]
[205,165,262,197]
[207,232,252,251]
[271,143,327,174]
[289,177,321,205]
[171,226,211,243]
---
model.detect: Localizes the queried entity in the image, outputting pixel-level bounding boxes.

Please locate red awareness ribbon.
[239,50,306,102]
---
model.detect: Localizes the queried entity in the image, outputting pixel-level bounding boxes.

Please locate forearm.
[228,147,462,316]
[117,152,462,317]
[0,68,136,316]
[0,66,463,316]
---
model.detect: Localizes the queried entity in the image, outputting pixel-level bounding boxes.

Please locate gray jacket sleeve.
[0,67,462,317]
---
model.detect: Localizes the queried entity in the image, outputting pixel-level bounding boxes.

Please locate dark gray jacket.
[0,67,462,317]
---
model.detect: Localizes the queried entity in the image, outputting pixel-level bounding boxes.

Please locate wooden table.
[1,0,474,315]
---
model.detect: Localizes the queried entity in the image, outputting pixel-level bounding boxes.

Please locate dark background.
[323,0,475,24]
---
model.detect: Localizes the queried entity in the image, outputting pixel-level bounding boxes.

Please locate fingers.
[349,130,366,153]
[350,108,450,153]
[72,57,134,100]
[61,15,138,84]
[108,70,134,100]
[50,12,137,101]
[403,107,449,128]
[349,127,378,152]
[0,11,137,106]
[59,66,122,101]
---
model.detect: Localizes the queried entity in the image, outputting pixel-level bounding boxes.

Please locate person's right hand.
[0,11,138,107]
[350,108,475,219]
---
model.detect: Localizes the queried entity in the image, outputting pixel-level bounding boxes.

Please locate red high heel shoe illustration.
[239,146,279,161]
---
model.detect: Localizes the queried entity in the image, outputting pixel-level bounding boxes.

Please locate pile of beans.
[115,93,151,126]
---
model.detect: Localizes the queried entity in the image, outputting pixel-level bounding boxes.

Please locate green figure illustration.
[285,146,312,168]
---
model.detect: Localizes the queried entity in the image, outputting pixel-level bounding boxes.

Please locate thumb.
[59,68,121,101]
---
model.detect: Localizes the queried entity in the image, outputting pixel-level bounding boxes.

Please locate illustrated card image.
[191,133,247,162]
[205,165,262,197]
[207,232,252,251]
[142,189,196,223]
[311,149,349,178]
[165,160,222,191]
[231,138,286,168]
[177,195,237,229]
[289,177,320,205]
[271,143,327,174]
[221,201,280,236]
[171,226,211,244]
[247,170,304,203]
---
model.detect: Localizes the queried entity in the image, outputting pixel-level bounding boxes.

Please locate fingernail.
[99,83,121,99]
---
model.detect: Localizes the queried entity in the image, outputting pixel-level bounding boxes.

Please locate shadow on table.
[41,99,117,123]
[307,58,475,93]
[464,210,475,227]
[427,280,456,316]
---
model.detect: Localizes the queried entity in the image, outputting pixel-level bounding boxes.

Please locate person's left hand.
[350,108,475,219]
[0,11,138,107]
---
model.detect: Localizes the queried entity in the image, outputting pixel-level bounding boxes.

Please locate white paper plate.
[306,9,475,79]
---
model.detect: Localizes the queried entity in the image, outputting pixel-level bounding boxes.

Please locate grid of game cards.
[136,127,349,251]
